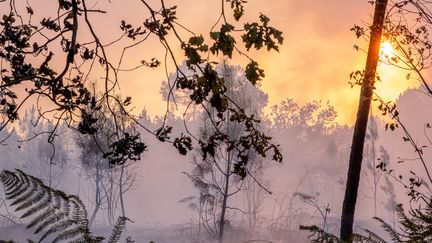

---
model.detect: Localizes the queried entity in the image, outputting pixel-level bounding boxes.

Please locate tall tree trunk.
[119,164,126,218]
[218,150,231,243]
[107,172,115,225]
[49,161,52,188]
[340,0,388,241]
[219,109,233,243]
[372,117,378,217]
[89,161,101,227]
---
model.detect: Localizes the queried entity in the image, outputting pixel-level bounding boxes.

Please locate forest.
[0,0,432,242]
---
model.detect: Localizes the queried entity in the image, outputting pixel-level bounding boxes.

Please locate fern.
[0,169,102,242]
[354,229,388,243]
[356,203,432,243]
[108,216,129,243]
[397,204,432,242]
[0,170,133,242]
[125,236,135,243]
[373,217,400,242]
[299,225,343,243]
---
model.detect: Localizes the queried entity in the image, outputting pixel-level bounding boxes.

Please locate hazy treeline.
[0,67,427,242]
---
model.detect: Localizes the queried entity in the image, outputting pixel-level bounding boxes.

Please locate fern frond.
[15,190,46,212]
[373,217,400,242]
[67,234,104,243]
[26,207,52,227]
[5,172,29,200]
[9,176,39,207]
[299,225,341,243]
[356,203,432,243]
[20,194,51,218]
[2,172,18,191]
[125,236,135,243]
[34,212,65,234]
[405,208,432,241]
[108,216,129,243]
[354,228,388,243]
[178,196,196,203]
[39,220,76,242]
[52,228,87,243]
[68,196,89,228]
[0,169,103,242]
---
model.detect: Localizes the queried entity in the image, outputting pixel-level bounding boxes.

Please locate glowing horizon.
[114,1,416,126]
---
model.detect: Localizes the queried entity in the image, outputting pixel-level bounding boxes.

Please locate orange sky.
[96,0,419,125]
[7,0,421,125]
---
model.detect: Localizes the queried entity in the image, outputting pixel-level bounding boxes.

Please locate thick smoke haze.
[1,0,432,242]
[1,81,430,242]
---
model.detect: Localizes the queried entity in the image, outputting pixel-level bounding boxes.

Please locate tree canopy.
[0,0,283,178]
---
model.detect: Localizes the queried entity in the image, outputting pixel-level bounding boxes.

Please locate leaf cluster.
[242,13,284,52]
[104,133,147,166]
[0,0,284,187]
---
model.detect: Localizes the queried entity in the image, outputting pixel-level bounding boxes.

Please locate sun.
[380,41,396,59]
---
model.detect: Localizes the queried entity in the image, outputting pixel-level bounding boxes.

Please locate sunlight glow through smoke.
[380,41,395,59]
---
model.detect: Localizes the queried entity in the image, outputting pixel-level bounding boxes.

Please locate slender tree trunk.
[218,152,231,243]
[372,126,377,217]
[89,161,101,227]
[119,164,126,217]
[218,103,232,243]
[107,172,115,225]
[49,161,52,188]
[198,202,203,242]
[340,0,388,241]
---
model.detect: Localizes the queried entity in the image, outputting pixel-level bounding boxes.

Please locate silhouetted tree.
[17,106,69,187]
[0,0,283,179]
[340,0,389,241]
[268,97,348,240]
[363,116,390,217]
[75,97,141,227]
[183,64,270,243]
[0,1,284,239]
